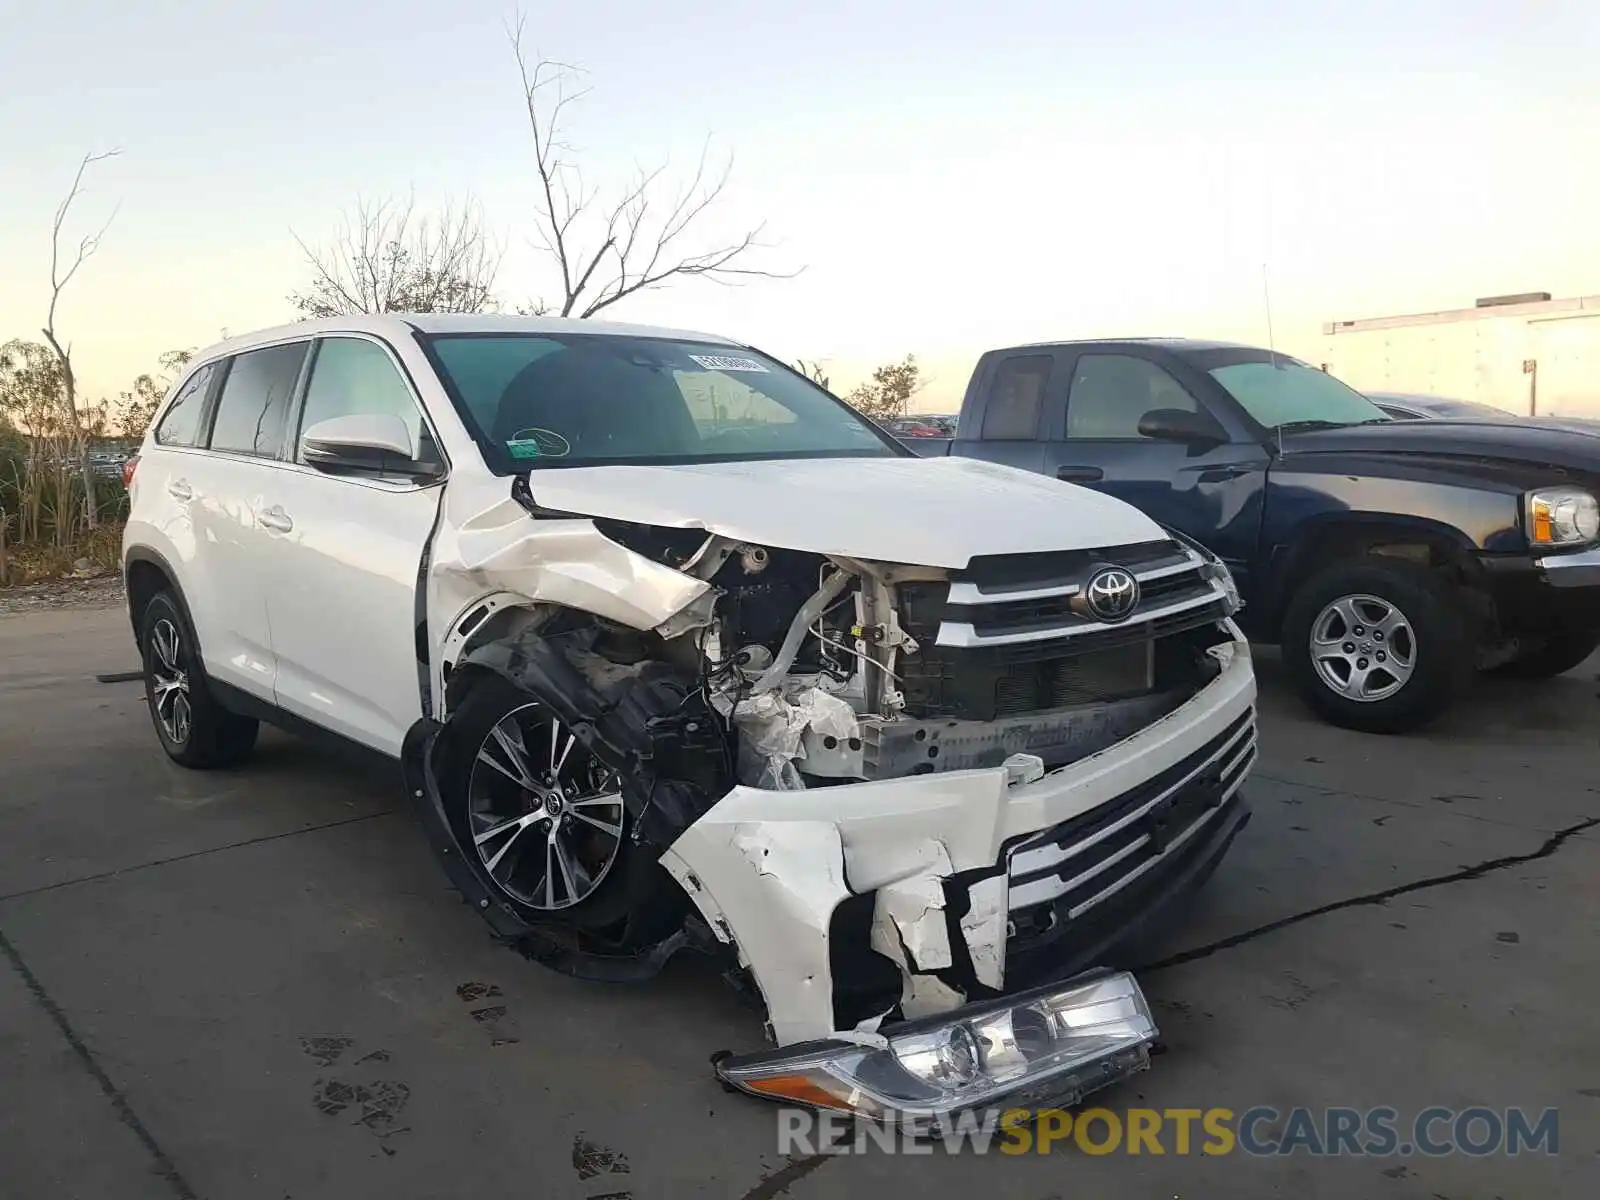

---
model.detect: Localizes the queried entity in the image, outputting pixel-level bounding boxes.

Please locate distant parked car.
[1369,393,1514,421]
[1371,392,1600,435]
[883,416,946,438]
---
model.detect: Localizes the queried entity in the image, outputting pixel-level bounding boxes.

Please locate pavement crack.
[0,809,397,904]
[1137,815,1600,973]
[0,925,199,1200]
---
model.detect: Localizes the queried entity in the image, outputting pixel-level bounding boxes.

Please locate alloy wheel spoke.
[474,811,538,847]
[489,722,537,787]
[568,790,623,809]
[171,693,192,742]
[482,813,543,872]
[550,831,580,901]
[550,719,576,780]
[568,810,622,838]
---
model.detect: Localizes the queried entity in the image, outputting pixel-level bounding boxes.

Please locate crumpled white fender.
[425,474,715,712]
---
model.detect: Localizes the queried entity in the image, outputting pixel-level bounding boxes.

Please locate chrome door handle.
[167,479,193,501]
[259,506,294,534]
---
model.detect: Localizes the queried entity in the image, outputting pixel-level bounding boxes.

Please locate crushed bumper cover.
[663,632,1256,1045]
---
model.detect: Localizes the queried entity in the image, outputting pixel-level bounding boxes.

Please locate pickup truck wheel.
[439,674,647,934]
[1489,631,1600,680]
[1281,560,1472,733]
[140,591,259,768]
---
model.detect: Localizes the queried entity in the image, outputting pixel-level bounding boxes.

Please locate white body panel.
[1323,294,1600,419]
[262,466,443,754]
[127,446,278,696]
[522,456,1164,567]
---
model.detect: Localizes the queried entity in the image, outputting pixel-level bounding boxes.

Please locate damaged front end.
[406,489,1255,1117]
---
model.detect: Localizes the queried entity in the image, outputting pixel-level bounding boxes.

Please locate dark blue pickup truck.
[912,338,1600,732]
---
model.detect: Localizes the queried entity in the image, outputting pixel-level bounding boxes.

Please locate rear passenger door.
[189,340,311,699]
[1041,350,1268,570]
[262,335,446,756]
[953,352,1060,474]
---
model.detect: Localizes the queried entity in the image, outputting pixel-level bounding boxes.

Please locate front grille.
[938,540,1222,652]
[1004,708,1256,940]
[894,539,1233,720]
[899,639,1154,720]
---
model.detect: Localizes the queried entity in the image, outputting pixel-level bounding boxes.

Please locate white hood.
[520,456,1164,568]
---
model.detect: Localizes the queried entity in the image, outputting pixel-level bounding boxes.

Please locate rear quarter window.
[980,355,1052,440]
[153,362,219,447]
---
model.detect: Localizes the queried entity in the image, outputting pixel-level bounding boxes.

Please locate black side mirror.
[1138,407,1226,447]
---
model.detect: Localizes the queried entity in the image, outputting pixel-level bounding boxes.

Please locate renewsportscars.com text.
[778,1106,1561,1157]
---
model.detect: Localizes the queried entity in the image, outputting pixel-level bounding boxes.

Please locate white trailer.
[1320,293,1600,419]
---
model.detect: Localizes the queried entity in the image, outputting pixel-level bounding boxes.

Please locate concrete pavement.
[2,607,1596,1199]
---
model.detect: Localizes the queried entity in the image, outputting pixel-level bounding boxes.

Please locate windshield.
[420,333,901,472]
[1208,358,1391,429]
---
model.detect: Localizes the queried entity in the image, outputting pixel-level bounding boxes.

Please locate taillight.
[122,455,139,489]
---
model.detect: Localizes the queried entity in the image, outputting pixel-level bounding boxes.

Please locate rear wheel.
[140,591,259,767]
[1490,631,1600,680]
[1281,559,1474,733]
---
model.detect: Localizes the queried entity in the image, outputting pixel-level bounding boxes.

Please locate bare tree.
[795,359,832,391]
[290,193,503,317]
[40,149,120,530]
[511,18,795,318]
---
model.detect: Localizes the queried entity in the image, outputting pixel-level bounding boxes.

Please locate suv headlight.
[714,971,1156,1125]
[1526,488,1600,547]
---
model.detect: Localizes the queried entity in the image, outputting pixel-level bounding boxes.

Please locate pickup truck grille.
[1004,708,1256,938]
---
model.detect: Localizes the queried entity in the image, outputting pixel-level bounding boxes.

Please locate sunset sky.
[2,0,1597,410]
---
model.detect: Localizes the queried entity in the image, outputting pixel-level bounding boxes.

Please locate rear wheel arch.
[124,549,194,652]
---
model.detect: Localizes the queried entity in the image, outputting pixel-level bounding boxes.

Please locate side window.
[153,362,218,447]
[980,355,1052,440]
[297,337,433,463]
[208,342,309,457]
[1066,354,1202,440]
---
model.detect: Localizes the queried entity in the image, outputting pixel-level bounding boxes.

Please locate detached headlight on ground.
[1527,487,1600,546]
[715,971,1157,1123]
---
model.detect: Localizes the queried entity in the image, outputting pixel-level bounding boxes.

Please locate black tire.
[1281,558,1474,734]
[1489,631,1600,680]
[436,672,680,941]
[139,591,259,768]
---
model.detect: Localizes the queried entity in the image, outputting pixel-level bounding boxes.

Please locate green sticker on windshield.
[505,428,571,460]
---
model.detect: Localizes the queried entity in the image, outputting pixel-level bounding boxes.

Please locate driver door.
[1041,350,1268,575]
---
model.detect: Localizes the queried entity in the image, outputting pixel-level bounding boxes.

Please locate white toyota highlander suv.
[123,314,1256,1122]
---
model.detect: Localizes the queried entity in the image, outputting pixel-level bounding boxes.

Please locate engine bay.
[591,518,1234,792]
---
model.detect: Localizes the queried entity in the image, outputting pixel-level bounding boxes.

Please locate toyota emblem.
[1084,567,1140,623]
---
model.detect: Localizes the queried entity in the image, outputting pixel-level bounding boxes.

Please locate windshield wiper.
[1271,419,1355,434]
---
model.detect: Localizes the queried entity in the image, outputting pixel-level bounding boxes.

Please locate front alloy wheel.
[467,703,626,912]
[1308,593,1416,702]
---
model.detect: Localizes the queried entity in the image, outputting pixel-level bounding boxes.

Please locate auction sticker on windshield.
[688,354,770,373]
[505,427,572,459]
